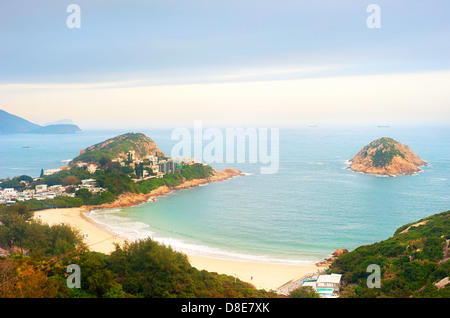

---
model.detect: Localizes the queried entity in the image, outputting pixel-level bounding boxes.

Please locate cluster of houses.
[0,150,199,205]
[0,178,105,205]
[110,151,196,180]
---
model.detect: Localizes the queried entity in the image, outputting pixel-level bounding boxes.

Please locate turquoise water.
[1,126,450,264]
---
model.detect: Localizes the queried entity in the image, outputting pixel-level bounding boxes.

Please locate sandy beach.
[33,207,326,291]
[34,207,125,255]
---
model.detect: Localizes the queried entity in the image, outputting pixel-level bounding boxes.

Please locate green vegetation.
[329,210,450,298]
[181,163,214,180]
[288,286,321,298]
[0,204,276,298]
[25,197,85,211]
[361,137,406,167]
[372,147,405,167]
[0,204,83,258]
[0,175,34,191]
[73,149,116,165]
[135,163,213,194]
[72,132,166,164]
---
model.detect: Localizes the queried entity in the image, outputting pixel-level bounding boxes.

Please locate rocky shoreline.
[85,168,243,211]
[315,248,349,267]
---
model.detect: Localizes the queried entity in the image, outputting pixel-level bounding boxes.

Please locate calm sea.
[1,125,449,264]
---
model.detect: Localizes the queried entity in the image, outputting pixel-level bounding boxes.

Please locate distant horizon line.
[72,121,450,131]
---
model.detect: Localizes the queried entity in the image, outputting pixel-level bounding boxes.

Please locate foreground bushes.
[0,204,275,298]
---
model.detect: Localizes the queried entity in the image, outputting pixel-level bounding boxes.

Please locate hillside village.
[0,149,197,205]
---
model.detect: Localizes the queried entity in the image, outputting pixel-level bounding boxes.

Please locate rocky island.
[348,137,426,176]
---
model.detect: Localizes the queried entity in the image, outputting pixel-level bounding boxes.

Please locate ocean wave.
[90,208,122,215]
[85,210,315,266]
[86,212,153,240]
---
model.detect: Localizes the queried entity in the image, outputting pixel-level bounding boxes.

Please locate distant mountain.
[0,109,82,134]
[0,109,41,133]
[348,137,426,176]
[72,132,167,163]
[30,124,82,134]
[44,118,76,126]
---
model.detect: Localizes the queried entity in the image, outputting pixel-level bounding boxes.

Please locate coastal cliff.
[349,137,426,176]
[87,168,243,210]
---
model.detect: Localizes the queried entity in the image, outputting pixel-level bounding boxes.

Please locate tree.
[99,156,110,167]
[289,286,321,298]
[135,163,144,179]
[61,175,80,186]
[0,261,61,298]
[40,169,44,178]
[75,188,92,203]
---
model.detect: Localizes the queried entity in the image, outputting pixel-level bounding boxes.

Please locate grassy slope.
[329,210,450,298]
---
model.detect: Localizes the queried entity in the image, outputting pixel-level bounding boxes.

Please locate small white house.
[81,179,97,189]
[44,168,61,176]
[36,184,48,193]
[316,274,342,297]
[3,188,18,198]
[87,164,98,174]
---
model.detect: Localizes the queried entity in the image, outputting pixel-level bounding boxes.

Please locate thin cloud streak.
[2,70,449,129]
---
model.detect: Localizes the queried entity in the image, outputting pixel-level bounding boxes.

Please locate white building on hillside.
[315,274,342,298]
[36,184,48,193]
[87,164,98,174]
[44,169,61,176]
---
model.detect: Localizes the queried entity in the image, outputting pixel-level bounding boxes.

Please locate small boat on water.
[22,144,30,148]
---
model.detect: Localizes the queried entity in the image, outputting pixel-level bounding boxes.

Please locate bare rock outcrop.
[316,248,349,267]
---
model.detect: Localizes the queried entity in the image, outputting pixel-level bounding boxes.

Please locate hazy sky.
[1,1,449,129]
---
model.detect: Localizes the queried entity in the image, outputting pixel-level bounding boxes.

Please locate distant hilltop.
[44,118,76,126]
[72,132,167,164]
[0,109,82,134]
[348,137,426,176]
